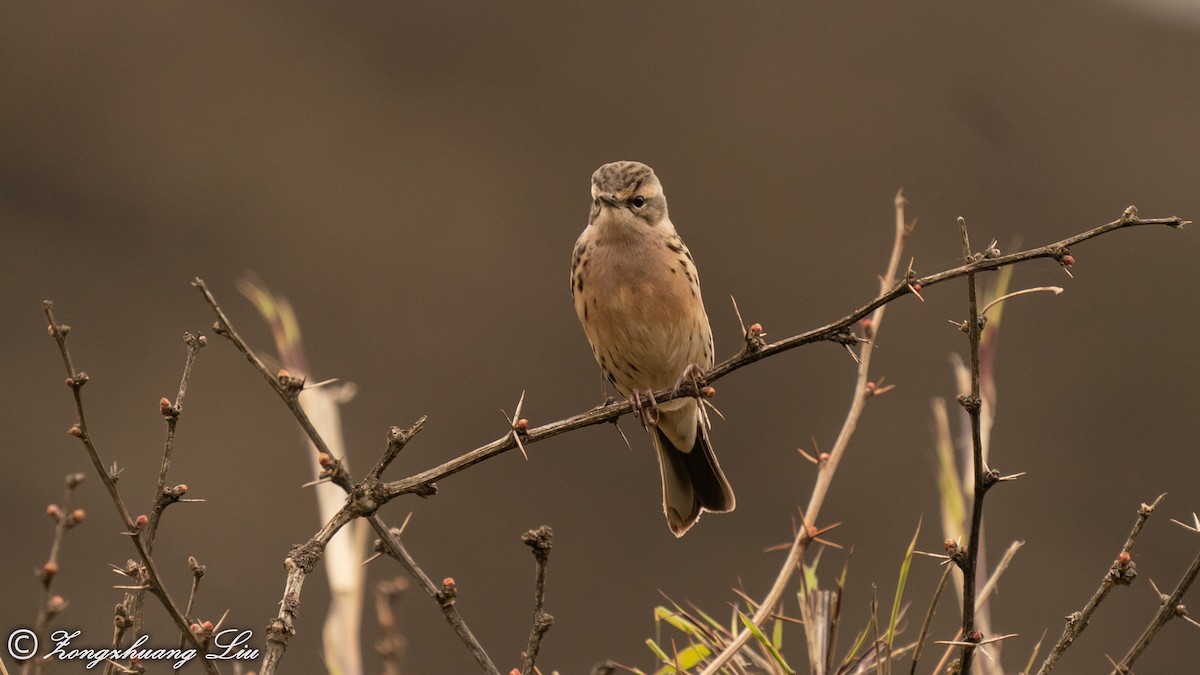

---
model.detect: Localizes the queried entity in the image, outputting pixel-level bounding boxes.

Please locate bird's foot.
[629,389,660,427]
[672,363,706,396]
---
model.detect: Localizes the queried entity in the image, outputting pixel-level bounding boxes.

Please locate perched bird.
[571,161,735,536]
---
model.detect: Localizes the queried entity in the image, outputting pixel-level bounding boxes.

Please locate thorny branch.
[132,331,206,637]
[367,515,500,675]
[371,208,1185,503]
[191,285,502,674]
[955,215,1001,675]
[41,302,218,675]
[1035,494,1165,674]
[1112,547,1200,673]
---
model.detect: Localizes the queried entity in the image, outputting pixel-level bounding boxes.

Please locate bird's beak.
[598,193,621,208]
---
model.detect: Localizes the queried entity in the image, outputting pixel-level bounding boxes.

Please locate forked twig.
[41,303,216,675]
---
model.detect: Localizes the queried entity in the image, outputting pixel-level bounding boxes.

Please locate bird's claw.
[629,389,660,427]
[672,363,706,396]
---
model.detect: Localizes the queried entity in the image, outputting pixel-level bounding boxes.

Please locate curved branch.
[376,208,1185,500]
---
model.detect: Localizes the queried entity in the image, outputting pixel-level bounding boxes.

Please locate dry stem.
[702,189,914,673]
[521,526,555,675]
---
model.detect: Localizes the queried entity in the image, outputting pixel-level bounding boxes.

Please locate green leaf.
[655,606,701,636]
[651,644,712,674]
[888,518,921,651]
[738,611,795,674]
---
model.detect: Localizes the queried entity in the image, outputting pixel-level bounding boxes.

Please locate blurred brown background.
[3,2,1198,673]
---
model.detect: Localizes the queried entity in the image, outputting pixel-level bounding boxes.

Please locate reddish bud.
[68,424,82,437]
[48,595,66,612]
[1118,550,1131,565]
[135,514,148,527]
[42,561,58,578]
[860,318,873,329]
[318,452,332,467]
[47,504,61,519]
[749,322,763,336]
[911,283,923,292]
[944,538,958,553]
[442,577,455,588]
[190,623,202,633]
[159,397,172,411]
[700,386,716,398]
[864,381,877,394]
[175,484,188,495]
[807,525,819,537]
[277,369,290,380]
[516,418,528,430]
[71,509,85,523]
[47,324,55,336]
[1062,254,1075,266]
[202,620,214,632]
[969,630,983,642]
[818,452,830,462]
[65,377,75,388]
[510,670,521,675]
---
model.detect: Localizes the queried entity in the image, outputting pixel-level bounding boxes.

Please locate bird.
[570,160,735,536]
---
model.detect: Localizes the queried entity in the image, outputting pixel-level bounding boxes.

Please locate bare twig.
[979,286,1062,318]
[367,516,501,675]
[1035,494,1167,674]
[41,302,217,675]
[196,278,502,673]
[1111,547,1200,672]
[521,526,555,675]
[259,421,442,674]
[193,279,337,462]
[702,189,914,673]
[260,508,358,674]
[146,331,206,545]
[909,562,954,675]
[956,214,1000,675]
[23,473,85,675]
[133,331,206,634]
[180,556,207,650]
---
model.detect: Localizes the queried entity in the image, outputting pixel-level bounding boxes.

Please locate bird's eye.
[632,195,646,208]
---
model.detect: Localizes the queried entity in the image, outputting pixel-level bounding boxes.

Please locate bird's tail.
[652,410,735,537]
